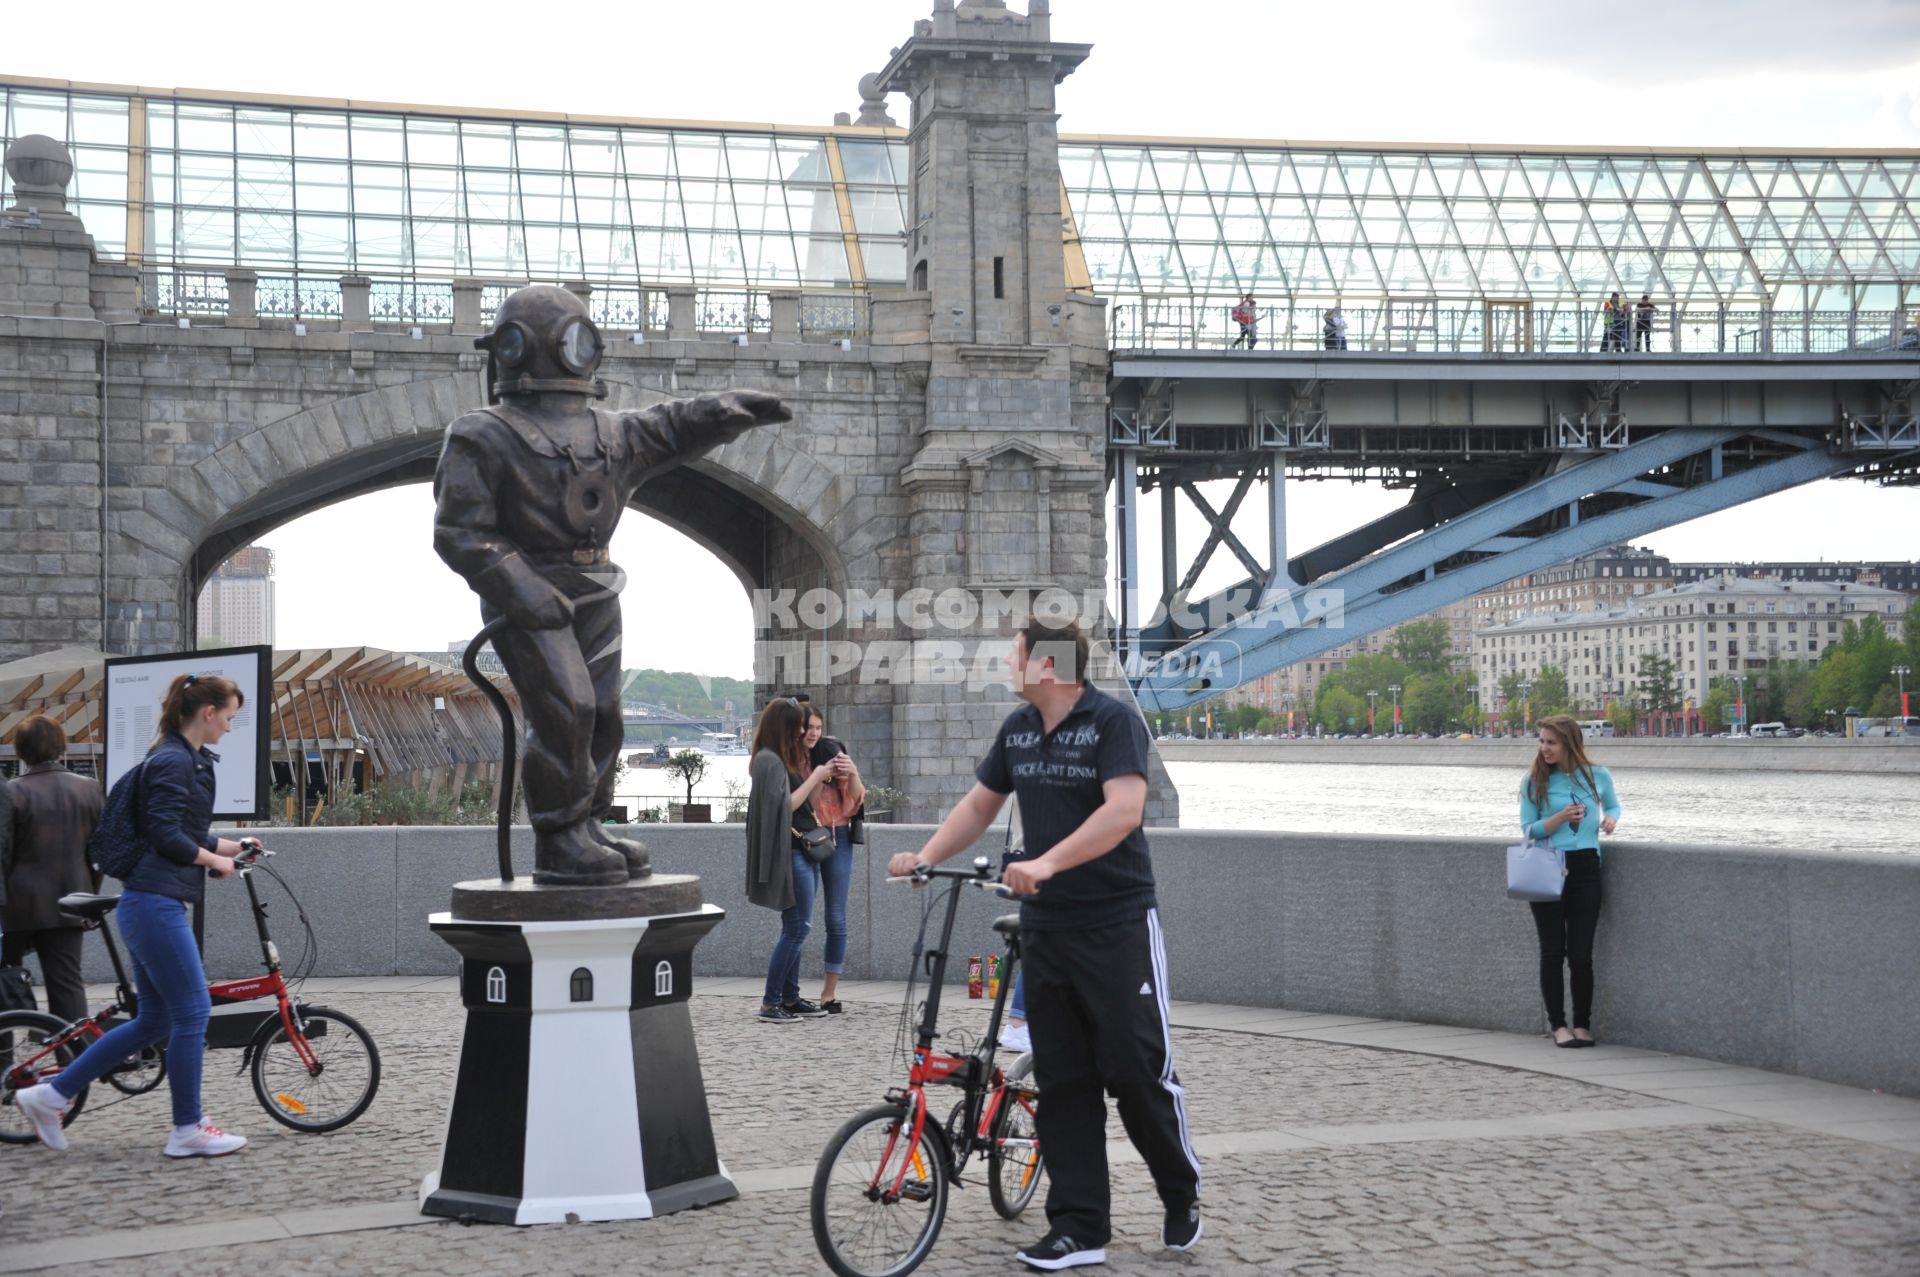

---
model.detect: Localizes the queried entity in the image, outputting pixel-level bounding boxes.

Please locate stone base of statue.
[418,875,737,1226]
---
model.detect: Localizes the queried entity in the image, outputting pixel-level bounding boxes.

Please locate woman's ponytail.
[154,671,244,743]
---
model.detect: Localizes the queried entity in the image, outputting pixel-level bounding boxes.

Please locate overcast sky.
[13,0,1919,677]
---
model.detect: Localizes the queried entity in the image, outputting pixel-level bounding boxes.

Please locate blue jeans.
[52,890,210,1128]
[764,851,819,1006]
[818,827,854,975]
[1009,967,1026,1021]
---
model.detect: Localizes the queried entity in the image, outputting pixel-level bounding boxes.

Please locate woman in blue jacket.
[16,673,262,1157]
[1519,715,1621,1048]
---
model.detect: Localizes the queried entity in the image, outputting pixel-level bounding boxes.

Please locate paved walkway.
[3,977,1916,1275]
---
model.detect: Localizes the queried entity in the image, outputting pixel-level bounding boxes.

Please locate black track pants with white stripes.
[1021,908,1202,1247]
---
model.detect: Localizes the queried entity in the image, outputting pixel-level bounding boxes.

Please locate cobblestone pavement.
[3,990,1915,1275]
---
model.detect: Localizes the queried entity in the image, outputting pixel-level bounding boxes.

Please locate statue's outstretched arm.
[621,390,791,472]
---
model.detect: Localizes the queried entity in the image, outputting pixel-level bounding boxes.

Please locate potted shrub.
[664,750,711,823]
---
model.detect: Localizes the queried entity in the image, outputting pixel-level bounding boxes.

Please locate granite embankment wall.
[1155,737,1920,774]
[55,824,1920,1099]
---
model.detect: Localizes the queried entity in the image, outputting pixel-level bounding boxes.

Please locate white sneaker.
[14,1083,71,1152]
[999,1022,1032,1053]
[164,1120,248,1159]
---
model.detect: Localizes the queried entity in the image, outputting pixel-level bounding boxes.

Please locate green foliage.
[864,785,909,816]
[1607,700,1635,737]
[1702,681,1733,729]
[1868,684,1900,718]
[1316,686,1365,732]
[619,669,753,718]
[309,778,496,827]
[1497,671,1527,715]
[1387,620,1456,677]
[1637,655,1682,714]
[664,749,710,803]
[1403,672,1469,734]
[1530,665,1571,717]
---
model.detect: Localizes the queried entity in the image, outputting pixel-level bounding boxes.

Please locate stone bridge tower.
[858,1,1168,817]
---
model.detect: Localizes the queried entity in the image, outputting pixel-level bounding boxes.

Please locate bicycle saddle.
[57,893,122,920]
[992,913,1021,936]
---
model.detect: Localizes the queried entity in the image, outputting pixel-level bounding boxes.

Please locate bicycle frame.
[877,866,1029,1199]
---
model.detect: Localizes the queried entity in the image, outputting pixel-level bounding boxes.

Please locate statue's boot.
[532,822,628,887]
[590,822,652,878]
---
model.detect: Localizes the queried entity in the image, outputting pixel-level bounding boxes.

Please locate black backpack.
[87,762,149,880]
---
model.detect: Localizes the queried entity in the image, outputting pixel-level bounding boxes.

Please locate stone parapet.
[45,824,1918,1099]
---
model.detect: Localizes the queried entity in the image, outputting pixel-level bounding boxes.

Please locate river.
[618,752,1917,855]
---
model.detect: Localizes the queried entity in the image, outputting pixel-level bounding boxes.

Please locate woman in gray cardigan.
[746,697,840,1025]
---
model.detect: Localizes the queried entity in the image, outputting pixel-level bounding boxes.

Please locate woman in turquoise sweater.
[1518,715,1621,1047]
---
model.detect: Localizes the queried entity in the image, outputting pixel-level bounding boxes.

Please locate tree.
[1868,685,1900,719]
[1317,686,1365,733]
[1388,620,1455,677]
[1904,598,1920,674]
[1460,701,1485,735]
[1702,680,1732,732]
[1607,699,1635,737]
[1497,671,1526,720]
[1782,679,1814,729]
[1637,655,1682,715]
[1404,672,1469,735]
[1531,666,1570,718]
[664,750,709,805]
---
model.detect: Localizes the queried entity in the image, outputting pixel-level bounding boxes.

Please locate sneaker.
[757,1004,800,1025]
[1016,1231,1105,1270]
[1163,1201,1203,1252]
[164,1120,247,1159]
[782,999,830,1019]
[999,1022,1032,1053]
[13,1082,71,1152]
[820,1000,845,1015]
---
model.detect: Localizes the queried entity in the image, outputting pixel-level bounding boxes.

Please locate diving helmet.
[475,284,608,403]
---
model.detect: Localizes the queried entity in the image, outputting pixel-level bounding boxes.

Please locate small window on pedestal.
[570,967,594,1003]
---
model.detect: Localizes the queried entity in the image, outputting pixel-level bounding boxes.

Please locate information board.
[102,646,272,820]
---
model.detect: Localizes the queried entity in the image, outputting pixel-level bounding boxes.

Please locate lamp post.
[1895,665,1912,718]
[1519,681,1532,734]
[1388,683,1403,735]
[1732,671,1746,736]
[1366,689,1379,733]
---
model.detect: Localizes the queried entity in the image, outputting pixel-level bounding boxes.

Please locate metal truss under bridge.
[1109,349,1920,712]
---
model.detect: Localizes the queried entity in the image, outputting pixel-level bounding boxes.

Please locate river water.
[619,752,1916,855]
[1164,759,1918,855]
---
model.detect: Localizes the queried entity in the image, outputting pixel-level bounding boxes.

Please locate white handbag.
[1506,838,1567,902]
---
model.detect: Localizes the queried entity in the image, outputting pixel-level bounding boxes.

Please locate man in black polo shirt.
[888,619,1201,1271]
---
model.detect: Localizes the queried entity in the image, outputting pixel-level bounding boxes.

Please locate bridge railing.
[134,267,872,344]
[1112,298,1920,356]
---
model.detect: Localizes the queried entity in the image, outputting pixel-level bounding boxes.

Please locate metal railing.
[697,288,770,334]
[142,268,228,316]
[1112,298,1920,356]
[256,275,343,320]
[591,286,671,333]
[799,292,867,338]
[369,280,453,324]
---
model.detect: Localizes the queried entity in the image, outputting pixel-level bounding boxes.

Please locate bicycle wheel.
[105,1044,167,1096]
[988,1086,1044,1219]
[0,1010,89,1145]
[811,1103,948,1277]
[250,1006,381,1132]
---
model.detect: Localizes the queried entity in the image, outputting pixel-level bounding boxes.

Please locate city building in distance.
[194,544,274,648]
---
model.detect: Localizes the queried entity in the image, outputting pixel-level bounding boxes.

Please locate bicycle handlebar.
[882,864,1034,899]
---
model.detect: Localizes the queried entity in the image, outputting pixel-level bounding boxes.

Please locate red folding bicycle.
[0,839,380,1141]
[810,857,1045,1277]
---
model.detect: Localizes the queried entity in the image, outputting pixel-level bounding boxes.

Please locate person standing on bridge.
[1229,294,1258,349]
[801,701,863,1015]
[1600,292,1627,352]
[1634,294,1657,351]
[1518,715,1622,1047]
[746,697,840,1024]
[890,618,1202,1270]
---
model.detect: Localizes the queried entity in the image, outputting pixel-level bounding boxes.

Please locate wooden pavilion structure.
[0,646,518,821]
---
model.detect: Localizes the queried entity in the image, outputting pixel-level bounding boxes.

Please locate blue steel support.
[1133,439,1865,711]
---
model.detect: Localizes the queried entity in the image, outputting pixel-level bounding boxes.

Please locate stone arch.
[147,374,850,669]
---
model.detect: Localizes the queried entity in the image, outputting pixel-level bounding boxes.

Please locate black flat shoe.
[1555,1037,1581,1048]
[1571,1034,1597,1048]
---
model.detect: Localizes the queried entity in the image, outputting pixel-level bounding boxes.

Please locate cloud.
[1465,0,1920,83]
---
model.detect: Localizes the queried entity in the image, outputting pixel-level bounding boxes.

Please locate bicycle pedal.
[900,1179,934,1203]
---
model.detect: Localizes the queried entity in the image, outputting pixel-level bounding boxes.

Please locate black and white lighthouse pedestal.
[419,875,737,1226]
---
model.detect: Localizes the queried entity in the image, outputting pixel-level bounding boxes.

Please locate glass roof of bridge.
[6,81,1918,310]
